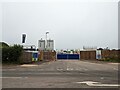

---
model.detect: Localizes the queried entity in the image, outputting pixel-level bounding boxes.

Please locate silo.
[47,40,54,50]
[38,39,45,50]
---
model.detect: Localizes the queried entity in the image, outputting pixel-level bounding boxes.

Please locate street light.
[46,31,49,50]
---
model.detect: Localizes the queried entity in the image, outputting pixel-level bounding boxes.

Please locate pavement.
[1,60,119,88]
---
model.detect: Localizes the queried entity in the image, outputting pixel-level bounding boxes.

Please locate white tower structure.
[38,39,45,50]
[47,39,54,50]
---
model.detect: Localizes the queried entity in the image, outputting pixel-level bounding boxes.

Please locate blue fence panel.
[57,54,67,59]
[68,54,79,59]
[57,54,80,60]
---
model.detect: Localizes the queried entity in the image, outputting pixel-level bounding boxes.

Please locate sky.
[0,0,119,50]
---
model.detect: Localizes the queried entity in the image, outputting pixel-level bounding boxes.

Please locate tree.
[0,42,9,48]
[2,44,23,64]
[97,48,103,50]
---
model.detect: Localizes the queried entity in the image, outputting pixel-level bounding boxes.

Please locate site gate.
[57,54,80,60]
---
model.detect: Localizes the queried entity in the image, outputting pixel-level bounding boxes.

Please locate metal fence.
[57,54,80,60]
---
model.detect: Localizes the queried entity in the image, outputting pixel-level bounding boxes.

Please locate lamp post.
[46,31,49,50]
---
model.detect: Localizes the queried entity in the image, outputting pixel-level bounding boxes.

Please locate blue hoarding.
[57,54,80,60]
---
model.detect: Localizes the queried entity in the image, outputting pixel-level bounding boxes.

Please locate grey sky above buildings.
[0,0,119,50]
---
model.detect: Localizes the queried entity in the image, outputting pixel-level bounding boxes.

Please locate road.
[2,60,119,88]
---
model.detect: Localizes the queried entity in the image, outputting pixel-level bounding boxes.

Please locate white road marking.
[100,77,104,80]
[88,84,120,87]
[76,81,99,84]
[0,77,28,79]
[75,81,120,87]
[67,68,73,71]
[67,68,69,70]
[108,63,119,65]
[20,64,38,67]
[2,69,16,71]
[113,68,118,70]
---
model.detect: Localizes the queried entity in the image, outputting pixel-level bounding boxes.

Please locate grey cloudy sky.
[0,0,119,50]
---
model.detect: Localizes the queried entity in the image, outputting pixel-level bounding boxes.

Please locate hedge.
[2,44,23,64]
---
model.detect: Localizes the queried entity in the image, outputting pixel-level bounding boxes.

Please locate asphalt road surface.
[2,60,119,88]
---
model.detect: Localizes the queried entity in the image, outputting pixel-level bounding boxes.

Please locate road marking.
[67,68,73,71]
[76,81,98,84]
[67,68,69,70]
[88,84,120,87]
[100,77,104,80]
[113,68,118,70]
[2,69,16,71]
[108,63,119,65]
[0,77,28,79]
[75,81,120,87]
[20,64,38,67]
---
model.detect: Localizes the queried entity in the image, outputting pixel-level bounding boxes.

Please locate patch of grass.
[102,58,120,63]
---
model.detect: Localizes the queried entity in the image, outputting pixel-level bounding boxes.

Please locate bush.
[102,57,120,63]
[0,42,9,48]
[2,44,23,64]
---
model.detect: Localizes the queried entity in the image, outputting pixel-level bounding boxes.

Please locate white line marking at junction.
[100,77,104,80]
[85,82,120,87]
[67,68,73,71]
[2,69,16,71]
[2,77,28,78]
[76,81,98,84]
[20,64,38,67]
[113,68,118,70]
[108,63,119,65]
[75,81,120,87]
[67,68,69,70]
